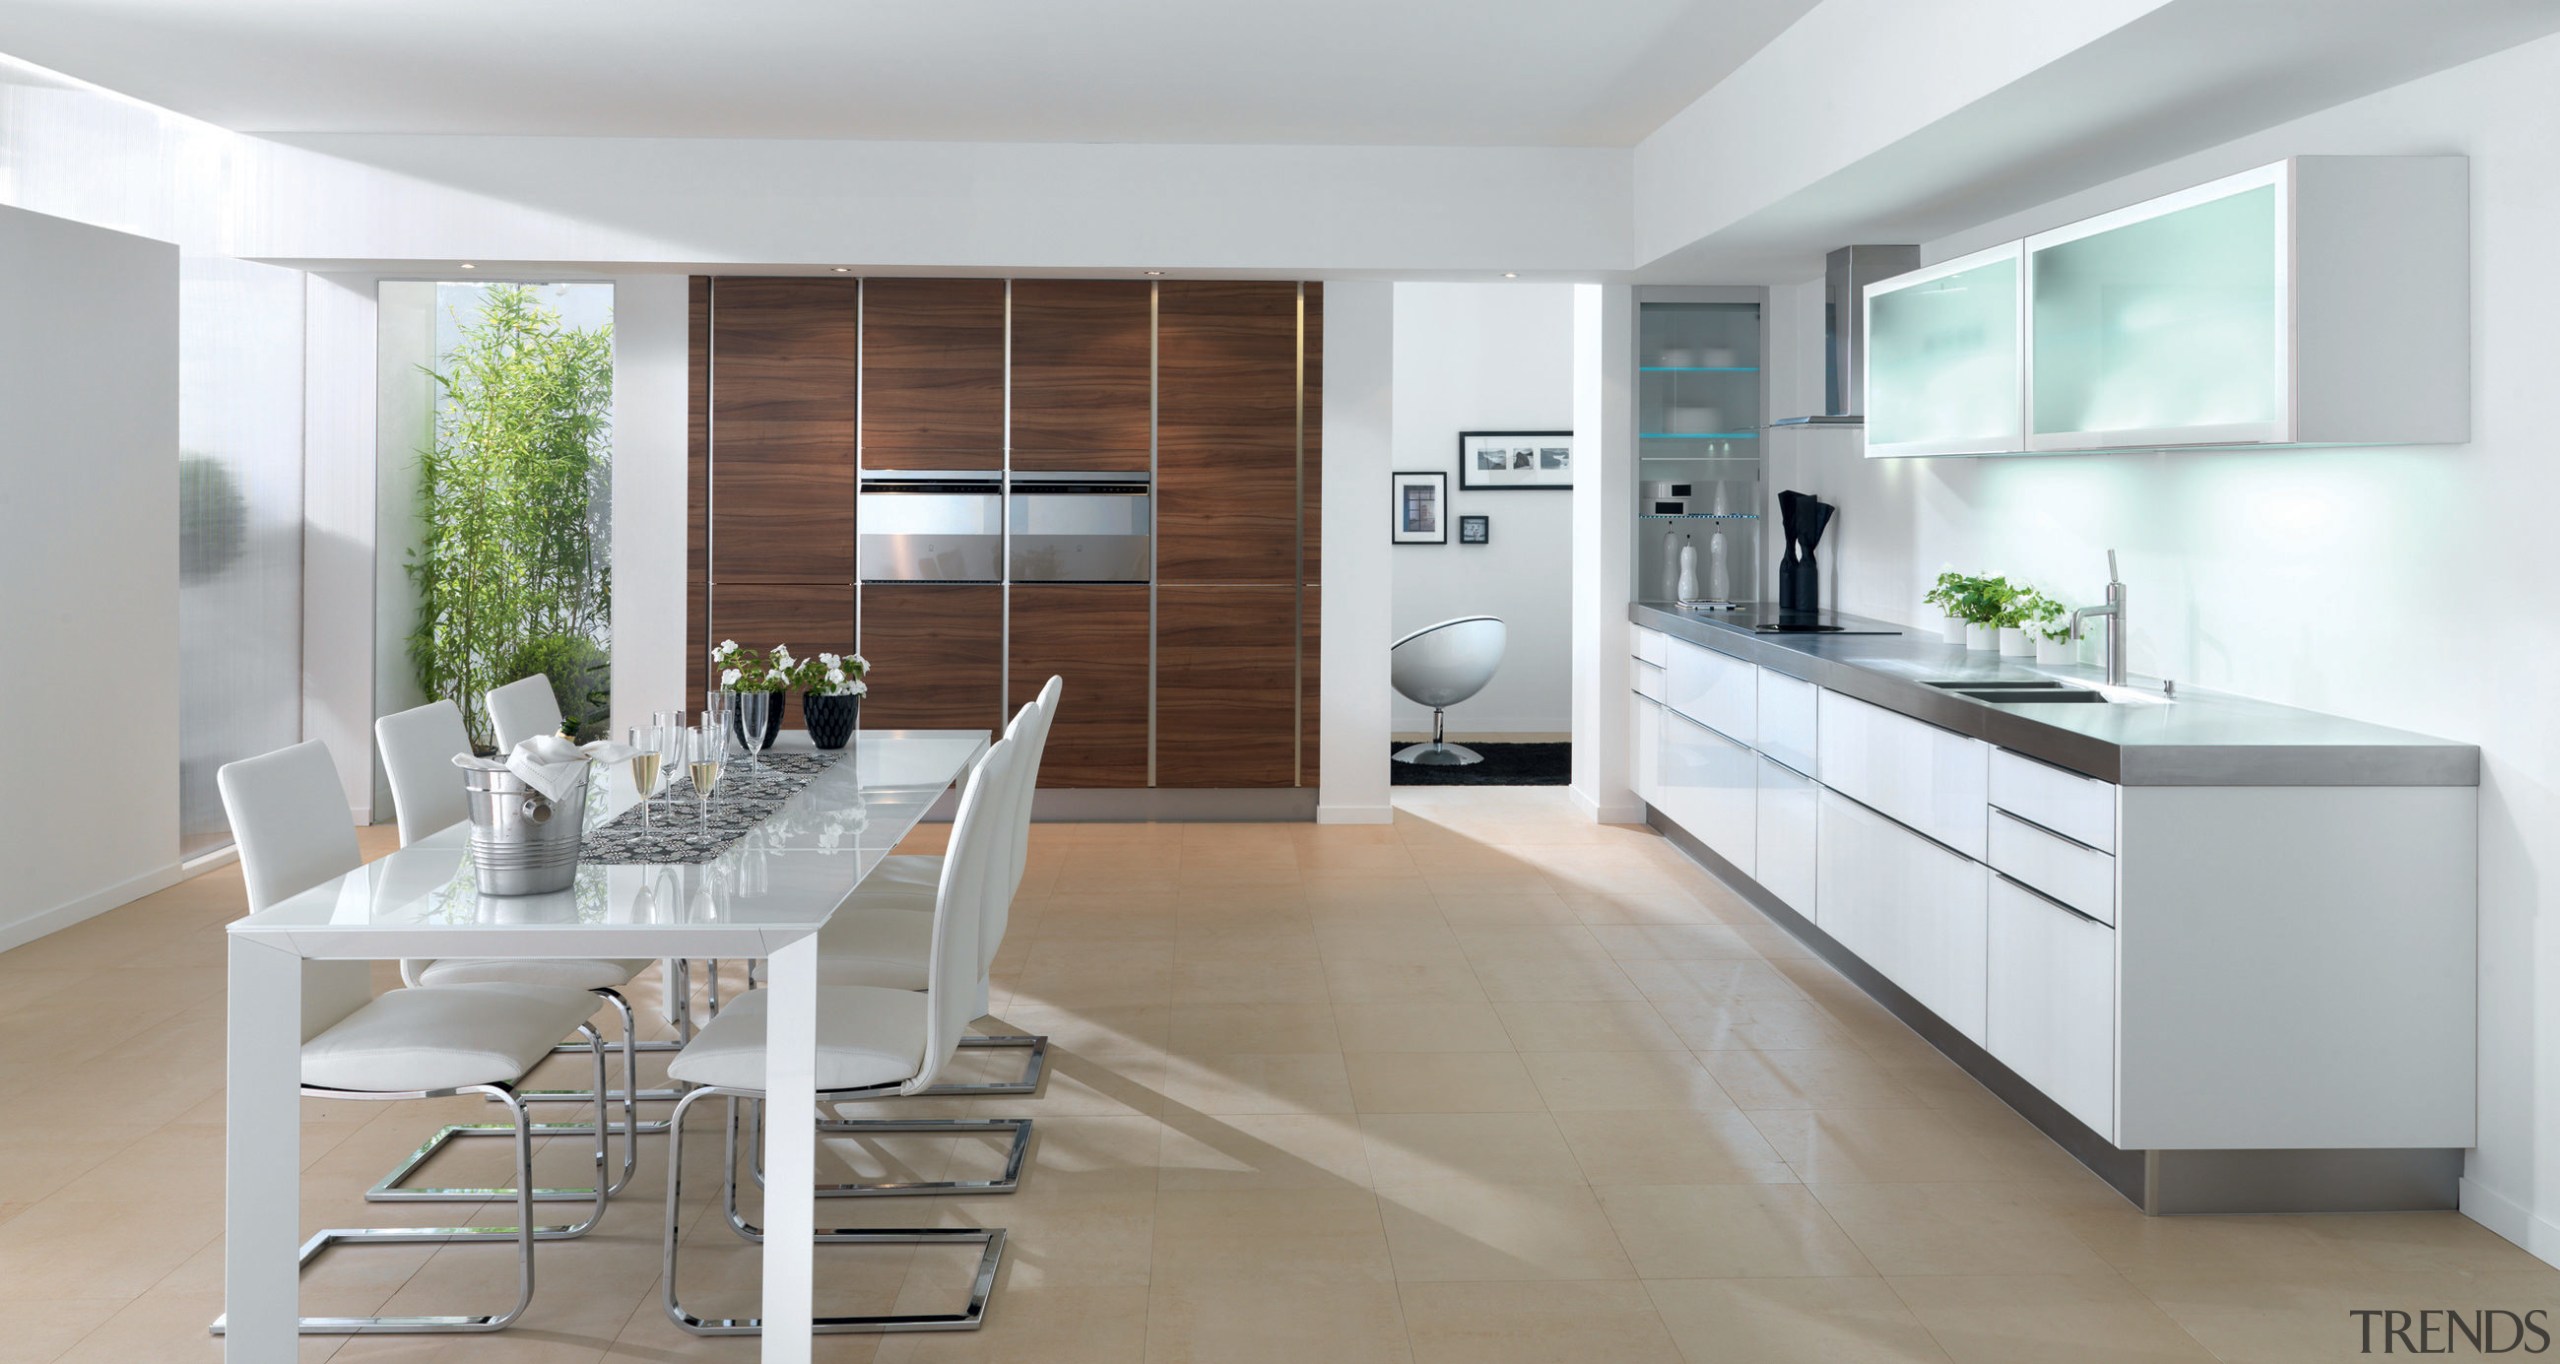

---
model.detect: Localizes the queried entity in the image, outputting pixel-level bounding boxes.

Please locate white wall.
[611,273,693,737]
[1569,284,1640,822]
[1319,282,1396,823]
[1760,29,2560,1263]
[1389,283,1575,735]
[0,204,181,947]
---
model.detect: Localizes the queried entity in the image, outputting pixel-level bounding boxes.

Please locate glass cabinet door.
[2027,163,2288,449]
[1864,243,2020,458]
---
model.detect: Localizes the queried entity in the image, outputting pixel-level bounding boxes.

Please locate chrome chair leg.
[210,1046,610,1337]
[740,1098,1033,1204]
[369,1021,635,1203]
[912,1031,1048,1097]
[662,1085,1005,1336]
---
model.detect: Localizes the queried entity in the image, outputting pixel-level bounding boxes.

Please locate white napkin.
[452,734,644,803]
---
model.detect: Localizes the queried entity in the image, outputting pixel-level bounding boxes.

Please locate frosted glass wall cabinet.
[1862,156,2468,458]
[1634,286,1766,604]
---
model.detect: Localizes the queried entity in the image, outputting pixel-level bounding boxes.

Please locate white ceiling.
[0,0,1819,145]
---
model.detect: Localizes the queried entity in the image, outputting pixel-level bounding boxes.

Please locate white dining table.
[221,728,992,1364]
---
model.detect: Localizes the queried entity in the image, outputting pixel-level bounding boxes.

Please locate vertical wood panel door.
[1157,585,1298,787]
[1157,281,1302,584]
[710,583,856,729]
[708,278,860,582]
[1008,584,1149,787]
[687,278,713,703]
[861,278,1003,470]
[1011,281,1152,472]
[860,583,1003,731]
[1301,283,1324,574]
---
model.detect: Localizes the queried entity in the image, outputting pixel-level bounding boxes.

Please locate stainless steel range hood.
[1768,244,1919,429]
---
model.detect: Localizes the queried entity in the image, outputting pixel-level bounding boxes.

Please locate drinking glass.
[688,720,725,830]
[734,690,770,776]
[626,724,664,828]
[654,712,687,821]
[704,689,735,764]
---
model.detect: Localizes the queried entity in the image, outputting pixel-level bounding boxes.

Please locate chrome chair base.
[662,1084,1005,1336]
[912,1031,1048,1097]
[380,991,642,1202]
[1393,739,1484,766]
[212,1032,609,1338]
[745,1101,1034,1200]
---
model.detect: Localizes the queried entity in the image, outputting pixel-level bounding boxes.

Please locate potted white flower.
[795,651,870,751]
[714,641,792,753]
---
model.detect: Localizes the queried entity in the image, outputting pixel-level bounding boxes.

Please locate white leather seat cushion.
[665,985,926,1094]
[749,909,932,990]
[302,984,601,1093]
[870,853,942,888]
[416,957,649,991]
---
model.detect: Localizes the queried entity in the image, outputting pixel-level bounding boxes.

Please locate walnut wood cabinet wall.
[690,276,1321,792]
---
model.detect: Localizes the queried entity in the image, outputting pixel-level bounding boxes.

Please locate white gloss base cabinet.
[1631,697,1663,807]
[1660,709,1755,880]
[1665,637,1756,747]
[1754,758,1817,915]
[1816,690,1989,860]
[1816,790,1987,1046]
[1987,875,2116,1136]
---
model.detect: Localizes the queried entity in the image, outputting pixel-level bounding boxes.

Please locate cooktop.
[1668,604,1902,635]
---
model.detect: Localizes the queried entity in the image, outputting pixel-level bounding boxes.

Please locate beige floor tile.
[1333,1000,1511,1053]
[1156,1111,1374,1191]
[1169,923,1323,964]
[1360,1112,1585,1189]
[1890,1272,2215,1363]
[1597,1184,1872,1279]
[1812,1182,2115,1277]
[1647,1277,1950,1363]
[1302,878,1442,914]
[1652,997,1854,1051]
[1400,1280,1683,1364]
[873,1283,1150,1364]
[1492,1000,1682,1051]
[1561,889,1728,926]
[1749,1107,2065,1185]
[0,1197,224,1300]
[1166,1003,1340,1054]
[1344,1051,1544,1114]
[1553,1110,1797,1187]
[1434,894,1587,927]
[1470,955,1643,1003]
[2058,1207,2369,1280]
[1296,844,1425,879]
[1700,1047,1922,1110]
[1144,1278,1413,1364]
[2300,1210,2560,1275]
[1169,955,1330,1005]
[1160,1052,1356,1115]
[1521,1049,1737,1113]
[1150,1187,1394,1287]
[1377,1181,1635,1282]
[1453,926,1613,963]
[1313,920,1467,963]
[1323,957,1489,1005]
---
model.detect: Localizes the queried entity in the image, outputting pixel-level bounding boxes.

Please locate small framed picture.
[1459,430,1572,490]
[1392,471,1448,544]
[1458,514,1490,545]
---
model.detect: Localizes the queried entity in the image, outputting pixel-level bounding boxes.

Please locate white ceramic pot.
[2035,635,2076,666]
[1999,627,2034,657]
[1965,623,1998,651]
[1941,615,1969,645]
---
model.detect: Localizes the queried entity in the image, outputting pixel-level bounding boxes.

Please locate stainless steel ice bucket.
[464,767,588,896]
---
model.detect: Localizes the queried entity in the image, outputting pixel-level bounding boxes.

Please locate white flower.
[818,652,841,669]
[767,667,789,685]
[824,668,846,688]
[848,653,869,673]
[720,667,741,687]
[846,679,867,695]
[775,644,795,663]
[715,640,738,659]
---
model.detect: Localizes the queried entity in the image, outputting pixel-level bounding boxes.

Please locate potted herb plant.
[1922,570,1974,645]
[2027,595,2079,665]
[713,640,791,752]
[796,651,869,751]
[1999,588,2061,658]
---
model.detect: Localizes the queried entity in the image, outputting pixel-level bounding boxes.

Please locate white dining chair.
[370,698,654,1204]
[211,740,614,1337]
[485,673,565,753]
[658,737,1019,1336]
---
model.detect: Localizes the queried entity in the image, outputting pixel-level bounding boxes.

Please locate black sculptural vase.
[1778,552,1820,614]
[804,692,861,750]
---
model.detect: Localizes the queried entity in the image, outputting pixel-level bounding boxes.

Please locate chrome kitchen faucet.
[2070,551,2128,686]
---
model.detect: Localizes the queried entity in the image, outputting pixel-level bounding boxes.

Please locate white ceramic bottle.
[1676,538,1700,602]
[1707,527,1731,602]
[1662,527,1682,600]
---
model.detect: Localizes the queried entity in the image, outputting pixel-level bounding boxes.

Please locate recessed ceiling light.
[832,266,851,273]
[1503,272,1519,279]
[1143,270,1164,277]
[459,262,476,270]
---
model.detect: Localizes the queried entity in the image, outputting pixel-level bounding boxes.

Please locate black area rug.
[1390,741,1572,786]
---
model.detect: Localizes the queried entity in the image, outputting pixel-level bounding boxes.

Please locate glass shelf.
[1639,513,1759,521]
[1641,432,1759,440]
[1639,366,1760,374]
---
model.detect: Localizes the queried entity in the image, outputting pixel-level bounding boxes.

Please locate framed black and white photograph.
[1458,514,1490,545]
[1392,470,1448,544]
[1459,430,1572,490]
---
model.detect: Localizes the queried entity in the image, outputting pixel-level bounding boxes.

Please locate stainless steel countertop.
[1630,602,2479,787]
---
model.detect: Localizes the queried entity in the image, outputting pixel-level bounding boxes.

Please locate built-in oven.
[1007,472,1151,583]
[857,473,1003,582]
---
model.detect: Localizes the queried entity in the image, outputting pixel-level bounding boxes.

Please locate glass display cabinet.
[1864,241,2021,458]
[1635,287,1766,607]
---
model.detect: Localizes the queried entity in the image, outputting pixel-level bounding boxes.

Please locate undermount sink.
[1925,678,2170,707]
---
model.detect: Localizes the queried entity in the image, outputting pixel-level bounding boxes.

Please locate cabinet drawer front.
[1631,623,1669,667]
[1665,639,1756,746]
[1816,789,1988,1044]
[1988,749,2117,852]
[1756,757,1817,916]
[1988,810,2115,926]
[1660,709,1756,878]
[1756,668,1818,777]
[1632,659,1666,702]
[1987,875,2116,1138]
[1816,691,1989,860]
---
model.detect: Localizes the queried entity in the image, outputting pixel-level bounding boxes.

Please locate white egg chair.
[1391,615,1507,766]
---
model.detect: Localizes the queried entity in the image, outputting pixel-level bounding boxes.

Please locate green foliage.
[1924,570,2024,626]
[2011,590,2071,640]
[407,285,614,749]
[179,453,248,583]
[792,651,871,696]
[711,640,794,693]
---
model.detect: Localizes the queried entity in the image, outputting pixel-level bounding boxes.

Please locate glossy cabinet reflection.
[1864,242,2020,457]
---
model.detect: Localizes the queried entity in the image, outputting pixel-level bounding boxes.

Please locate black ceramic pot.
[1778,554,1820,614]
[729,694,784,752]
[804,692,861,750]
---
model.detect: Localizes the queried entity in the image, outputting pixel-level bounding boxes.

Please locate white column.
[223,935,304,1358]
[759,932,820,1361]
[611,273,694,738]
[1318,281,1394,824]
[302,272,380,822]
[1569,284,1639,822]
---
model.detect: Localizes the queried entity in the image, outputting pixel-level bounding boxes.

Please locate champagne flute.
[735,690,770,777]
[627,724,664,828]
[689,720,725,830]
[654,712,686,821]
